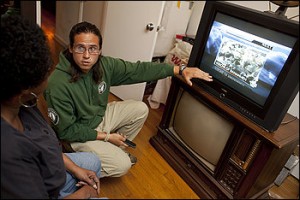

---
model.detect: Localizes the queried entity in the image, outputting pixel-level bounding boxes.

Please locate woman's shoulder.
[1,116,39,156]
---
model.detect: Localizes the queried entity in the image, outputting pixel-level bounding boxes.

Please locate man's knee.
[115,158,132,177]
[134,101,149,119]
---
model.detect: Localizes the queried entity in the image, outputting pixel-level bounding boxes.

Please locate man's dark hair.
[0,15,53,102]
[69,21,103,49]
[64,21,103,84]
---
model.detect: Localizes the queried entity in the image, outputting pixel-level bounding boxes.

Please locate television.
[188,1,299,132]
[169,88,235,172]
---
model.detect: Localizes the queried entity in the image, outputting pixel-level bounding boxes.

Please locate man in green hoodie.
[44,21,213,178]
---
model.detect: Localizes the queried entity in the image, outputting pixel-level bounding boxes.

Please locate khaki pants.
[71,100,149,177]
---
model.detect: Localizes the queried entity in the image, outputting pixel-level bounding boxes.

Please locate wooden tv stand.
[150,76,299,199]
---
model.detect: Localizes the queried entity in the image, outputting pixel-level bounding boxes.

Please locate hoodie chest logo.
[98,81,107,94]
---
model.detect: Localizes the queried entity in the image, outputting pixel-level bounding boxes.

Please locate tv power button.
[220,93,226,99]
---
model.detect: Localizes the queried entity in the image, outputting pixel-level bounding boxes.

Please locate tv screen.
[169,89,234,172]
[189,1,299,132]
[203,13,295,107]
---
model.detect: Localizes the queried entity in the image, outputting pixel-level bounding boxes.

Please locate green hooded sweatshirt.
[44,51,174,142]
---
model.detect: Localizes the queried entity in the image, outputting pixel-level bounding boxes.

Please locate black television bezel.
[188,1,299,132]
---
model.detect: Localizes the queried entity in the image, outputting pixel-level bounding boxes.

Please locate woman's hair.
[0,15,53,102]
[65,21,103,84]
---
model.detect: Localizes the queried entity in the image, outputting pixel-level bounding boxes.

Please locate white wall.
[186,1,299,118]
[187,1,299,35]
[55,1,82,46]
[55,1,105,47]
[82,1,105,32]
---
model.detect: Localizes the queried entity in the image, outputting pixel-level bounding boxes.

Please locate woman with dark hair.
[44,21,213,178]
[1,15,101,199]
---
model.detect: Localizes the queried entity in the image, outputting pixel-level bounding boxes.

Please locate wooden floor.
[103,94,200,199]
[41,9,200,199]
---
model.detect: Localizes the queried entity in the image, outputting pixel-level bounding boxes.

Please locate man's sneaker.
[127,153,137,165]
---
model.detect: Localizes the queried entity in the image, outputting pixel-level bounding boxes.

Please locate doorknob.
[146,23,154,31]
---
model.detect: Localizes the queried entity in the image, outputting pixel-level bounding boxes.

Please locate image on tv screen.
[201,19,293,106]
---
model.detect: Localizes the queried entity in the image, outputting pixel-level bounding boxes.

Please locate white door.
[101,1,165,101]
